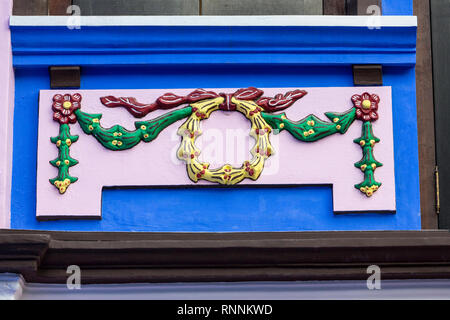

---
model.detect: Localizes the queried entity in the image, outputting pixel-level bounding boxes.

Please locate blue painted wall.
[383,0,413,15]
[10,63,421,231]
[9,9,420,232]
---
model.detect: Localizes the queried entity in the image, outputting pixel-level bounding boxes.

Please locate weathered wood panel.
[13,0,48,15]
[415,0,438,229]
[352,65,383,85]
[202,0,322,15]
[431,0,450,230]
[72,0,199,15]
[18,0,326,16]
[1,230,450,284]
[324,0,346,15]
[346,0,382,15]
[48,0,72,15]
[49,66,81,88]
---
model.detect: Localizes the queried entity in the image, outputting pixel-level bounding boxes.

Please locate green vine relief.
[261,108,356,142]
[74,107,193,151]
[49,124,79,194]
[354,121,383,197]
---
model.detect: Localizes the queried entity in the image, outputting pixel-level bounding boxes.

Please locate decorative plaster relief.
[37,87,395,218]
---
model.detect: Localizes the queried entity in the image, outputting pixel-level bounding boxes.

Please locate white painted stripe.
[10,15,417,27]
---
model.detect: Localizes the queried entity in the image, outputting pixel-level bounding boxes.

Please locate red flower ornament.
[351,92,380,122]
[52,93,82,124]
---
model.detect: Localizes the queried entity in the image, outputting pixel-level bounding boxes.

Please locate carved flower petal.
[371,101,378,111]
[361,107,372,115]
[53,112,68,124]
[353,100,362,108]
[361,92,371,101]
[370,111,379,121]
[59,116,69,124]
[53,94,63,102]
[52,103,63,111]
[63,94,71,101]
[72,93,82,102]
[351,94,362,103]
[371,94,380,103]
[68,113,77,123]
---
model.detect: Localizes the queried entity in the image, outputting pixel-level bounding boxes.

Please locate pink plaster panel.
[36,87,396,218]
[0,0,13,228]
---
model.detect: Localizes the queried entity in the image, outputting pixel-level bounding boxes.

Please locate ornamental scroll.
[36,87,396,218]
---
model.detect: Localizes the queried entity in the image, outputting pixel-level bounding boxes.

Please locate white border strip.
[10,15,417,27]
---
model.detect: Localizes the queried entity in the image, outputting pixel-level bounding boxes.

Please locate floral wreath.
[49,88,382,197]
[177,96,273,185]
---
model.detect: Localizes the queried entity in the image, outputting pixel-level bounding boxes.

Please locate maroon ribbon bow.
[100,87,307,118]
